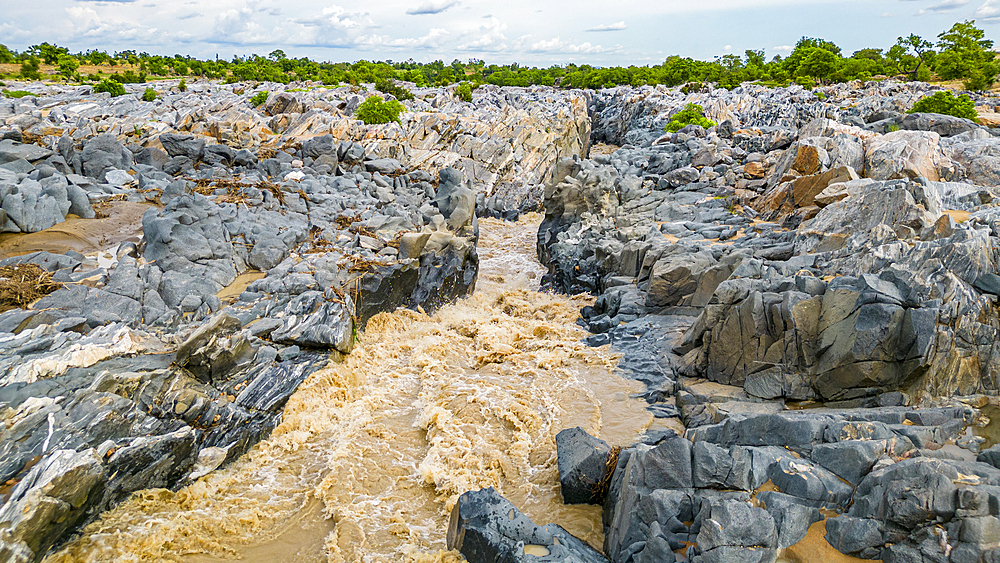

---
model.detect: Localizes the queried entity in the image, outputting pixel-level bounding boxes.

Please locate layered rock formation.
[531,80,1000,562]
[0,79,588,562]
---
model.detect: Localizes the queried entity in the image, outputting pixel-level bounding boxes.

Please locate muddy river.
[45,213,653,563]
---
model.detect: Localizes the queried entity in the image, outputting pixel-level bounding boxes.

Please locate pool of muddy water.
[45,213,654,563]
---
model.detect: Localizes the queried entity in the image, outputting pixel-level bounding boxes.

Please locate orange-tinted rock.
[744,161,766,178]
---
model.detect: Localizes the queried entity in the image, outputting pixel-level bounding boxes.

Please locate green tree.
[57,54,79,79]
[0,45,15,64]
[93,78,126,97]
[798,48,839,83]
[28,42,68,64]
[20,56,41,80]
[935,20,997,89]
[783,37,841,78]
[886,34,934,81]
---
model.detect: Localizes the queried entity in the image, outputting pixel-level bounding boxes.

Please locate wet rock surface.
[448,487,609,563]
[0,79,589,562]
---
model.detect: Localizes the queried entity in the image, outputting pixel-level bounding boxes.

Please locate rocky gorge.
[1,75,1000,563]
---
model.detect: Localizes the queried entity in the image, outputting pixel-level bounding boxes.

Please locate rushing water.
[46,213,653,563]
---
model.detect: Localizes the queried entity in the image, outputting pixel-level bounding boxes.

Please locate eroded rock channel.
[4,77,1000,563]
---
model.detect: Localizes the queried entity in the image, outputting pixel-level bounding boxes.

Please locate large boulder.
[693,500,778,563]
[864,130,959,182]
[269,291,355,354]
[447,488,608,563]
[557,427,614,505]
[158,133,205,161]
[80,134,132,182]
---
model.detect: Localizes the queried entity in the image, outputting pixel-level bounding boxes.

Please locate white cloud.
[406,0,458,15]
[771,45,793,52]
[528,37,607,53]
[880,12,894,17]
[977,0,1000,20]
[65,5,146,40]
[586,21,626,32]
[928,0,969,11]
[356,27,449,48]
[723,44,733,51]
[456,16,507,51]
[293,6,363,30]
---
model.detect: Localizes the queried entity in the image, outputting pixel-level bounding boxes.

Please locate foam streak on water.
[46,214,652,563]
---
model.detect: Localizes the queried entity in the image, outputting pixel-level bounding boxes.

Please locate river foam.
[46,214,651,563]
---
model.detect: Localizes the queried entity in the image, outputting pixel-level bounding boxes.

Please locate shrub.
[178,78,187,92]
[681,82,704,94]
[142,87,157,101]
[249,91,269,107]
[57,55,79,79]
[964,68,997,92]
[110,70,146,84]
[93,78,126,97]
[794,75,817,90]
[909,90,979,122]
[455,82,472,102]
[355,95,405,125]
[664,103,716,133]
[375,78,414,101]
[19,57,41,81]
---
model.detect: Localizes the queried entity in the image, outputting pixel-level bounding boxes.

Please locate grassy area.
[1,89,37,98]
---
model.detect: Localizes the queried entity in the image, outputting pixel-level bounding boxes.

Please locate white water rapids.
[45,213,654,563]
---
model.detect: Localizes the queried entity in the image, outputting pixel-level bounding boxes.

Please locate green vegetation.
[56,54,78,80]
[93,78,126,97]
[375,78,414,101]
[664,103,716,132]
[142,87,157,101]
[19,57,41,81]
[109,70,146,84]
[0,19,996,91]
[249,90,269,107]
[355,95,406,125]
[909,90,979,122]
[1,90,37,98]
[0,45,14,65]
[681,82,704,94]
[455,81,473,102]
[178,78,187,92]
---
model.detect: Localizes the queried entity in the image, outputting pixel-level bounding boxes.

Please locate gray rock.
[0,140,52,164]
[447,487,608,563]
[756,491,822,549]
[80,134,131,182]
[270,291,355,353]
[365,158,403,176]
[202,144,235,167]
[902,112,980,138]
[825,516,884,556]
[435,168,476,234]
[694,499,777,563]
[0,449,104,563]
[556,427,614,505]
[158,133,205,161]
[65,183,94,218]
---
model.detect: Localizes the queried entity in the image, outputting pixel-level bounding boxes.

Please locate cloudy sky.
[2,0,999,65]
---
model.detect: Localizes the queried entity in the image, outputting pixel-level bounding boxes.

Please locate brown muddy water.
[45,213,653,563]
